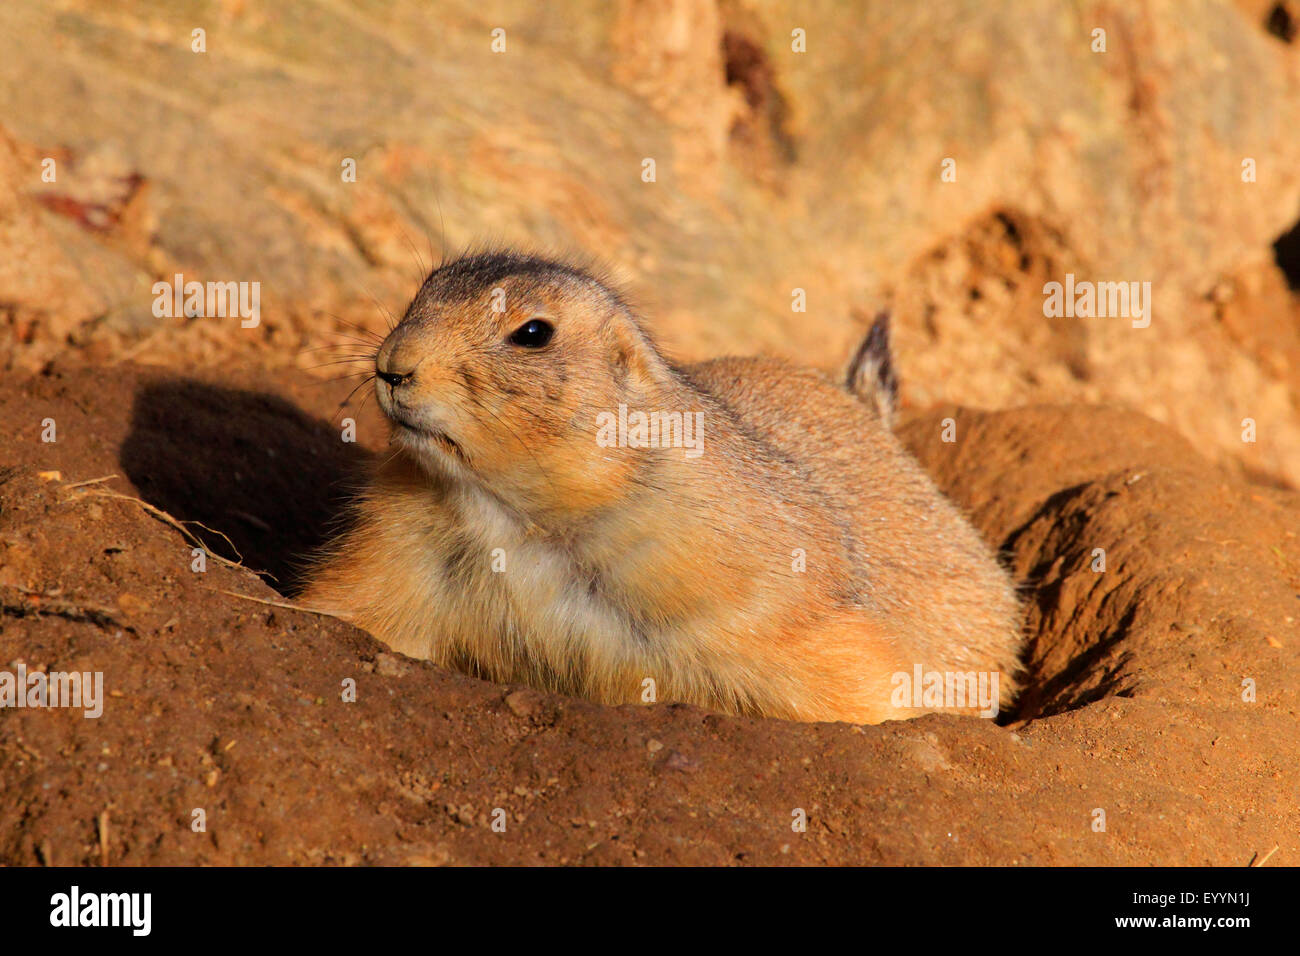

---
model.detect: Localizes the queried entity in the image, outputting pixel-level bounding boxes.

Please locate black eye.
[508,318,554,348]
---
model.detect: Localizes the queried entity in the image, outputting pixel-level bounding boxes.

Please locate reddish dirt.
[1,366,1296,865]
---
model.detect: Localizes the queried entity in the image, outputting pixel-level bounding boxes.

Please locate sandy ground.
[0,366,1295,865]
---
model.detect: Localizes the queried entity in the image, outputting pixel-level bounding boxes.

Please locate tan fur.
[303,252,1023,724]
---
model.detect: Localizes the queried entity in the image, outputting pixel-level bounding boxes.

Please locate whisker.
[333,374,377,425]
[355,388,377,422]
[301,358,382,372]
[315,333,381,349]
[430,186,447,268]
[300,351,380,362]
[320,313,387,344]
[302,371,376,386]
[377,447,405,471]
[398,226,428,285]
[355,284,401,333]
[297,341,377,356]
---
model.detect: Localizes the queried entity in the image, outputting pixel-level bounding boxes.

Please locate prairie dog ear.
[602,313,671,393]
[846,311,899,427]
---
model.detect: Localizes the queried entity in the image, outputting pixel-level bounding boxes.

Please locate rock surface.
[1,0,1298,482]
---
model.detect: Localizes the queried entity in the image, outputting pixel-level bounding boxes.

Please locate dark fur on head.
[407,249,636,324]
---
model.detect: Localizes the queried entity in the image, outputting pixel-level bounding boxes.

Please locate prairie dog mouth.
[389,413,465,460]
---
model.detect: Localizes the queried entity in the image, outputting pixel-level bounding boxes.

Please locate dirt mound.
[1,367,1295,865]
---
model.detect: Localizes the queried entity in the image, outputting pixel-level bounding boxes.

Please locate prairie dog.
[303,252,1023,723]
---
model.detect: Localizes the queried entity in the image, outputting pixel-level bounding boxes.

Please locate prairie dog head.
[374,252,677,519]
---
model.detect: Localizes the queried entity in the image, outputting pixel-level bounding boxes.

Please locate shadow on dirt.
[120,379,371,595]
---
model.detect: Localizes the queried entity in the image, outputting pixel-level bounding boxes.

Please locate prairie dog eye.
[508,318,554,348]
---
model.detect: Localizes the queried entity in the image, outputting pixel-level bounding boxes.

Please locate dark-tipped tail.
[845,312,899,427]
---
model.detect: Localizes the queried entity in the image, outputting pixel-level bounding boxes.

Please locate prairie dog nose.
[376,327,422,388]
[376,368,411,388]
